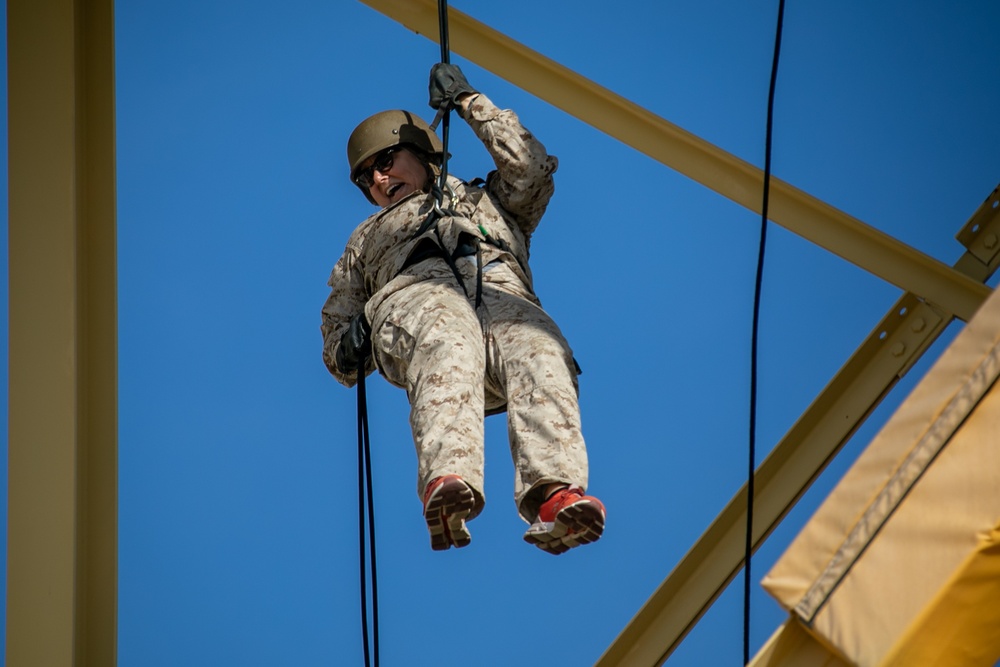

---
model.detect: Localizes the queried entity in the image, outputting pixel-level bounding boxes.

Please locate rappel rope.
[352,0,786,660]
[355,2,454,666]
[357,364,379,667]
[744,0,786,664]
[429,0,453,212]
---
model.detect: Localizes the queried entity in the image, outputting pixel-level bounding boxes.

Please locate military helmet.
[347,110,443,203]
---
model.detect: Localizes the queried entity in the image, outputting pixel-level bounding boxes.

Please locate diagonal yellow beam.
[358,0,991,322]
[595,292,950,666]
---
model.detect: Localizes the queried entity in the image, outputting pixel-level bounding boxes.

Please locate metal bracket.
[868,294,947,380]
[955,184,1000,277]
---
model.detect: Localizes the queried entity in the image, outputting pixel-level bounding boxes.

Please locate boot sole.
[423,477,476,551]
[523,499,605,555]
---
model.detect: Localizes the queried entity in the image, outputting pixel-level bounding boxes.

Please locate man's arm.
[321,243,372,387]
[428,63,558,237]
[460,93,558,237]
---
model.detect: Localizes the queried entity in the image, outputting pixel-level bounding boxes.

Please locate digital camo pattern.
[372,263,588,523]
[321,95,586,523]
[320,94,556,385]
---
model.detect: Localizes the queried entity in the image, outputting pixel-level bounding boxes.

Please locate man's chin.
[389,186,414,204]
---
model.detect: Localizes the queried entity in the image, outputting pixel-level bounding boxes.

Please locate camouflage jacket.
[321,94,559,387]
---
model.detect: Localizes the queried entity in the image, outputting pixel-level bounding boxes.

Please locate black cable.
[744,0,785,664]
[357,364,379,667]
[362,369,380,667]
[357,370,369,666]
[436,0,451,194]
[355,6,452,665]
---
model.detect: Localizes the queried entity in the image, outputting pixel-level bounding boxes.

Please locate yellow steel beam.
[7,0,118,664]
[358,0,991,322]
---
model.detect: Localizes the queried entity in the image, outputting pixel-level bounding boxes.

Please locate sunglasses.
[354,147,401,188]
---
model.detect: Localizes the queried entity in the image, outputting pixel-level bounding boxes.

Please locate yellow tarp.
[880,524,1000,667]
[761,285,1000,667]
[749,616,852,667]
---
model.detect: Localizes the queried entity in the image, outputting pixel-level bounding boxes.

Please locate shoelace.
[540,486,585,520]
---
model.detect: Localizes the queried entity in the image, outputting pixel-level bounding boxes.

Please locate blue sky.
[3,1,1000,665]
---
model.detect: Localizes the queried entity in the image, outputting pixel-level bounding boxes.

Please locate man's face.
[358,147,430,208]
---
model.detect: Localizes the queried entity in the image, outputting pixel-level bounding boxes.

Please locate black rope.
[355,6,452,665]
[744,0,786,664]
[357,362,379,667]
[421,0,455,230]
[436,0,451,196]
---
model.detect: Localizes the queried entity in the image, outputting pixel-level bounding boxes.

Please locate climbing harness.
[744,0,786,664]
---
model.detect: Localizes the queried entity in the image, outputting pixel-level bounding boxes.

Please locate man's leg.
[372,281,487,548]
[481,286,590,523]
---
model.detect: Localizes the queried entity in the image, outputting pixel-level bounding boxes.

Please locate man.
[321,64,605,555]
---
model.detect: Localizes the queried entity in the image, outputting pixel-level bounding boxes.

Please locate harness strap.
[475,238,485,308]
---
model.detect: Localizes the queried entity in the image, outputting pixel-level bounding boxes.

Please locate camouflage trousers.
[370,261,589,523]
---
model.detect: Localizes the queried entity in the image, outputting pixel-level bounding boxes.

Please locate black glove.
[428,63,477,112]
[336,313,372,373]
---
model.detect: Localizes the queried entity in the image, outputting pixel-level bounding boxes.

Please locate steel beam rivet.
[984,233,998,250]
[892,342,906,357]
[911,317,926,333]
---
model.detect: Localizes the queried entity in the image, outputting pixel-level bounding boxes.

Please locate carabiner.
[431,181,457,218]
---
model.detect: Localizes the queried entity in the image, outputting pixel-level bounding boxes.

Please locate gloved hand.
[428,63,477,112]
[336,313,372,372]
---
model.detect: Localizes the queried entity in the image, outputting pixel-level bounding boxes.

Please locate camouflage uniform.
[321,94,588,523]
